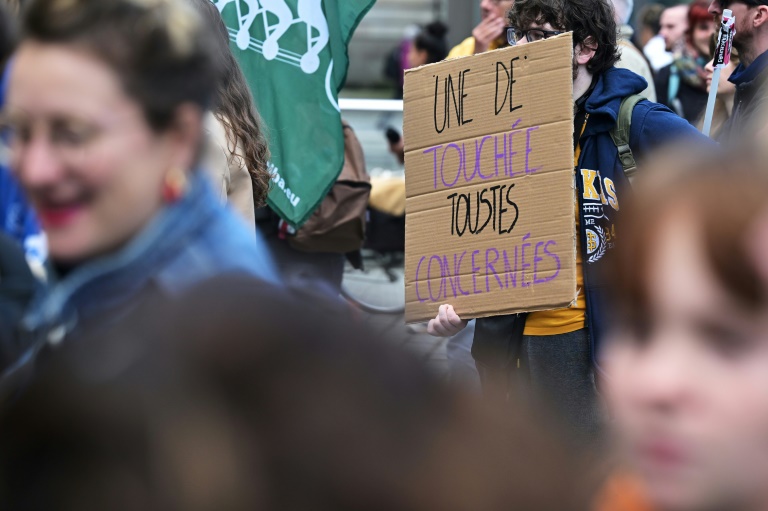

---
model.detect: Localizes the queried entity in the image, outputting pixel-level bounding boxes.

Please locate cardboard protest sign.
[403,33,576,324]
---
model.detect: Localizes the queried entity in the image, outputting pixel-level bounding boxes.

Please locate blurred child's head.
[605,150,768,511]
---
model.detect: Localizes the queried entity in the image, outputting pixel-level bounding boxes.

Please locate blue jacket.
[577,67,707,364]
[472,68,709,370]
[0,155,46,269]
[1,171,280,387]
[0,63,46,268]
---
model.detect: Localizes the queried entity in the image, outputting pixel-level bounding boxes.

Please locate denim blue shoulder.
[0,167,46,267]
[22,171,280,336]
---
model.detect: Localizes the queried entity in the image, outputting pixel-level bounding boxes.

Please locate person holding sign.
[708,0,768,140]
[428,0,708,439]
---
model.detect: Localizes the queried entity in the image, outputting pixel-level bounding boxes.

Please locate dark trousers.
[476,328,602,442]
[256,214,345,296]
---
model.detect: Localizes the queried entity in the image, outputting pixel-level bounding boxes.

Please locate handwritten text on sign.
[403,34,577,324]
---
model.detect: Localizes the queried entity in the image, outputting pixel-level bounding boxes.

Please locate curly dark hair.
[508,0,619,76]
[189,0,272,207]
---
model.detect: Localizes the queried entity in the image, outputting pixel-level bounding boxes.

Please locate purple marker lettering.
[471,249,482,294]
[427,255,444,302]
[424,145,441,190]
[541,241,561,282]
[507,119,522,177]
[494,132,506,178]
[454,251,470,296]
[471,135,493,181]
[443,255,457,297]
[415,256,427,302]
[521,233,532,287]
[525,126,542,174]
[485,247,503,292]
[502,246,518,288]
[441,143,463,188]
[533,241,546,284]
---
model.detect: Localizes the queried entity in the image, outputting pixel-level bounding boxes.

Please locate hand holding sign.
[427,304,469,337]
[403,34,577,324]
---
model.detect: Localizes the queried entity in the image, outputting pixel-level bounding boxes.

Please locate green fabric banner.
[214,0,376,227]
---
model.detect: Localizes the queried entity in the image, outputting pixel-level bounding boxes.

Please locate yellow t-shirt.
[446,36,505,59]
[523,203,586,335]
[524,136,588,336]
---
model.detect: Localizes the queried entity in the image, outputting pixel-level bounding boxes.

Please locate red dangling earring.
[162,167,188,203]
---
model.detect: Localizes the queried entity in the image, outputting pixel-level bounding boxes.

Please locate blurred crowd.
[0,0,767,510]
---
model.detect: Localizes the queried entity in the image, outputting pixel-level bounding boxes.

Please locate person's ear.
[576,36,597,65]
[166,103,204,172]
[753,5,768,29]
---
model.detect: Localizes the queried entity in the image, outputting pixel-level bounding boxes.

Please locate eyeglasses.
[506,27,564,46]
[0,113,137,168]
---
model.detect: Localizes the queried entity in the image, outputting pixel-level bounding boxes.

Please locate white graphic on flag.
[213,0,338,110]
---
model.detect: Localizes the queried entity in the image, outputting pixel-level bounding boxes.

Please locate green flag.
[214,0,376,227]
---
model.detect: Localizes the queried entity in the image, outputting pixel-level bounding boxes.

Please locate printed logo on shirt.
[580,168,619,264]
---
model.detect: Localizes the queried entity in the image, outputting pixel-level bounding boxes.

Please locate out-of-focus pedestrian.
[427,0,710,441]
[596,151,768,511]
[0,0,279,391]
[0,274,596,511]
[407,21,449,68]
[0,232,37,371]
[0,0,19,13]
[191,0,272,229]
[654,0,714,123]
[612,0,658,100]
[0,1,47,275]
[708,0,768,142]
[658,4,689,53]
[447,0,513,58]
[697,44,740,137]
[383,24,420,99]
[381,21,451,170]
[640,3,674,70]
[638,3,665,48]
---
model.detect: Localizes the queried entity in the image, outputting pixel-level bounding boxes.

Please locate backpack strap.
[609,94,644,179]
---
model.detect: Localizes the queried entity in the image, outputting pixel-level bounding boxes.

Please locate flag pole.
[703,9,734,137]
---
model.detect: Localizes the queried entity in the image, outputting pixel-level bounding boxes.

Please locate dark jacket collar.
[22,170,218,333]
[729,48,768,86]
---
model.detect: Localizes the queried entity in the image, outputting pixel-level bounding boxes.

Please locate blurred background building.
[344,0,476,90]
[339,0,480,173]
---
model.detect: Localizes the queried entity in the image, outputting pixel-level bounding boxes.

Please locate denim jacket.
[1,170,279,391]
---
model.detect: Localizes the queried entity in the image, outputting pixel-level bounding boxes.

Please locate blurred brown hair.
[608,148,768,326]
[0,276,595,511]
[21,0,220,131]
[187,0,272,207]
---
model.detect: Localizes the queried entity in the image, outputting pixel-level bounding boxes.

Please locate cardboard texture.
[403,33,577,324]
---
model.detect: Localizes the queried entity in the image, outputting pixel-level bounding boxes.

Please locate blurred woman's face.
[5,42,180,264]
[408,45,428,69]
[704,58,738,96]
[605,210,768,511]
[692,19,715,58]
